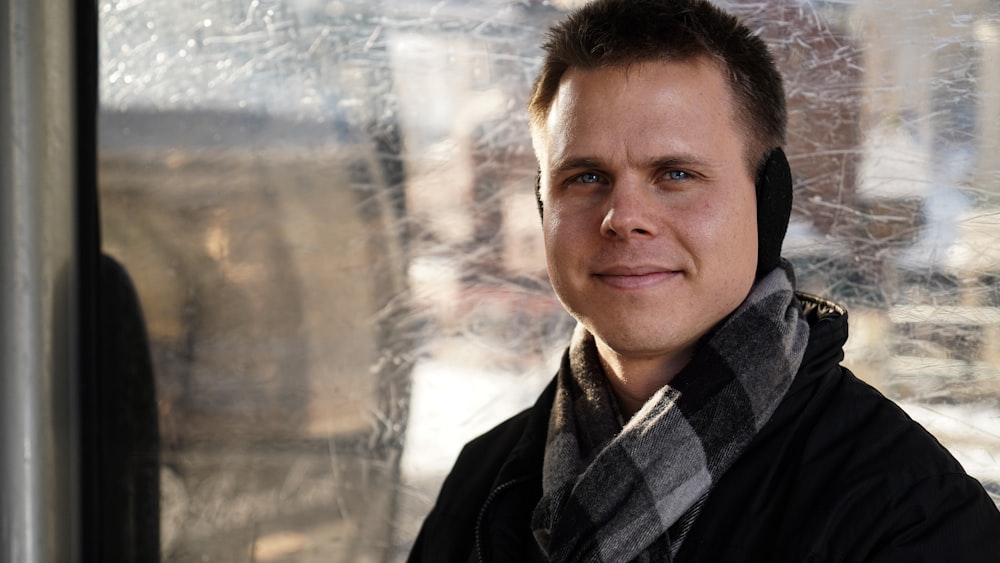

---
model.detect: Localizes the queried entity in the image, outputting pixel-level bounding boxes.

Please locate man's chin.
[588,326,695,362]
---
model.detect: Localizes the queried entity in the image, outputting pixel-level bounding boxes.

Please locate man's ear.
[535,168,544,218]
[754,147,793,280]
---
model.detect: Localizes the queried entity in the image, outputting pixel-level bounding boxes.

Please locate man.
[409,0,1000,561]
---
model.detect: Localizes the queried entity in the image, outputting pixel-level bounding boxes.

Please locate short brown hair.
[528,0,786,173]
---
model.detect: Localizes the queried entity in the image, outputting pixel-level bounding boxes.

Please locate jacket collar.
[489,375,558,488]
[795,291,848,384]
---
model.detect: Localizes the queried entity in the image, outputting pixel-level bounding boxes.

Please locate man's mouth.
[593,266,681,290]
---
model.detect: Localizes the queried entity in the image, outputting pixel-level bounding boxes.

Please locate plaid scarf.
[531,265,810,562]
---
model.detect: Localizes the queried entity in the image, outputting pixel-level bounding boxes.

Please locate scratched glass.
[98,0,1000,560]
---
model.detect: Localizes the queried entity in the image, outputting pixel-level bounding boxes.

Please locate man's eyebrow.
[550,154,717,174]
[550,157,604,173]
[638,155,714,169]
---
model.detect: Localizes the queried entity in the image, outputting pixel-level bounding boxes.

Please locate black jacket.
[409,296,1000,562]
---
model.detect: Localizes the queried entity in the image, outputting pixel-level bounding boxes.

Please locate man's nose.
[600,179,658,239]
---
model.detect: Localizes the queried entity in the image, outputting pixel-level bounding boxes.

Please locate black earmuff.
[754,147,793,280]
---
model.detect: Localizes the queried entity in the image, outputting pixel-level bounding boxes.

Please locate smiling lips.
[593,266,682,290]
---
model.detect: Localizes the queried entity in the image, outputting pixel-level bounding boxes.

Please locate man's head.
[530,0,792,378]
[529,0,786,175]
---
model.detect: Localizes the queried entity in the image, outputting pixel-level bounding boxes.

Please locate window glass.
[98,0,1000,559]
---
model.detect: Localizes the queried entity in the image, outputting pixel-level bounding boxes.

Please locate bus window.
[96,0,999,560]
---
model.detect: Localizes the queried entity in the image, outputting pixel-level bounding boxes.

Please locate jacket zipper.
[474,478,527,563]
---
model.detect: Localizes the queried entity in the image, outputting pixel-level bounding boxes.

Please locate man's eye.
[665,170,689,181]
[576,172,602,184]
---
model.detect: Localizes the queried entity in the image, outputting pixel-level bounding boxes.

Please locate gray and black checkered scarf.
[531,265,810,562]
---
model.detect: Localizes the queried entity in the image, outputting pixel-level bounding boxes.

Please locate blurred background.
[94,0,1000,560]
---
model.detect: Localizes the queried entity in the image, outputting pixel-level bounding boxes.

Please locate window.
[97,0,1000,559]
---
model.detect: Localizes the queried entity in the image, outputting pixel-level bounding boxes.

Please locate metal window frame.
[0,1,85,561]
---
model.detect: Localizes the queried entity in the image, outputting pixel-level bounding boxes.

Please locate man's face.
[535,58,758,369]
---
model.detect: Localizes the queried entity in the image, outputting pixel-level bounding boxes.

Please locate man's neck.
[594,338,692,419]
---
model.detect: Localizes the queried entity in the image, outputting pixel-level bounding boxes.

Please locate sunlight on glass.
[98,0,1000,560]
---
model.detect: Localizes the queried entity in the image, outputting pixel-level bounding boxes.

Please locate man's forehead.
[535,58,745,163]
